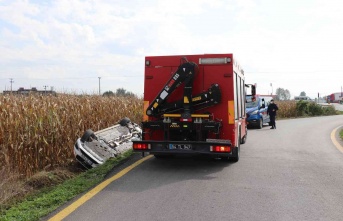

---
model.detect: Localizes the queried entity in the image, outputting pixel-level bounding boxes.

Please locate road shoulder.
[332,126,343,153]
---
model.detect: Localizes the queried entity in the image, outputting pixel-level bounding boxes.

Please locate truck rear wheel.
[230,128,241,162]
[240,127,247,144]
[230,144,240,162]
[222,132,240,162]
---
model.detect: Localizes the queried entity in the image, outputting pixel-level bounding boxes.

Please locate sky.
[1,0,343,98]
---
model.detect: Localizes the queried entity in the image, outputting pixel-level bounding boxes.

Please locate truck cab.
[246,96,271,129]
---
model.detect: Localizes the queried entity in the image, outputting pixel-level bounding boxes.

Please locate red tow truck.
[132,54,255,162]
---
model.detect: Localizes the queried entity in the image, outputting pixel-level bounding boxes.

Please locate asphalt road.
[50,115,343,221]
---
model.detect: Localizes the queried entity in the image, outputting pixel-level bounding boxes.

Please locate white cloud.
[1,0,343,96]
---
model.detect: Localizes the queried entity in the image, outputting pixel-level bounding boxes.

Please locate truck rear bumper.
[132,140,234,158]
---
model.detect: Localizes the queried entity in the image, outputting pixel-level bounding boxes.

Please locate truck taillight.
[133,143,151,150]
[210,145,231,152]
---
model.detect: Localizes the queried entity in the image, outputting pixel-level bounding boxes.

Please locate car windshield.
[246,101,258,108]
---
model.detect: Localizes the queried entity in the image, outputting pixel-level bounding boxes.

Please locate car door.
[260,98,269,123]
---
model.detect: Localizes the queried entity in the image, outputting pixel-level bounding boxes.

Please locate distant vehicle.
[327,93,343,103]
[294,96,312,101]
[246,96,272,129]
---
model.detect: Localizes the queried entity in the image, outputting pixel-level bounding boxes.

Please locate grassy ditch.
[0,150,133,221]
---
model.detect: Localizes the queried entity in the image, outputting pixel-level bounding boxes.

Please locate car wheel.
[81,129,96,142]
[257,119,263,129]
[119,117,131,126]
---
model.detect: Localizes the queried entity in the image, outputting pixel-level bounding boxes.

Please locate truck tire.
[230,139,240,162]
[81,129,96,142]
[257,119,263,129]
[222,131,240,162]
[241,127,247,144]
[231,128,241,162]
[119,117,131,126]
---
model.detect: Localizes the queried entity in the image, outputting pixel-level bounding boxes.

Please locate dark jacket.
[267,103,279,116]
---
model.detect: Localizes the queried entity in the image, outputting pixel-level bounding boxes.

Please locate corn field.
[276,100,298,118]
[0,94,143,178]
[0,95,337,179]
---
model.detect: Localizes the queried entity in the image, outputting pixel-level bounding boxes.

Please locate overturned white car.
[74,117,142,169]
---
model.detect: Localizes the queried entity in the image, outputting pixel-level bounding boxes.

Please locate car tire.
[257,119,263,129]
[81,129,96,142]
[119,117,131,126]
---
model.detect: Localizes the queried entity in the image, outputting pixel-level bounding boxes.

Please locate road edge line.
[48,155,153,221]
[331,126,343,153]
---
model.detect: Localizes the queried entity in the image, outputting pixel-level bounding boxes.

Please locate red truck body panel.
[134,54,247,160]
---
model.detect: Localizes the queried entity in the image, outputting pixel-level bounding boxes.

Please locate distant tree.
[275,87,291,100]
[116,88,127,96]
[103,90,115,96]
[300,91,306,96]
[115,88,136,97]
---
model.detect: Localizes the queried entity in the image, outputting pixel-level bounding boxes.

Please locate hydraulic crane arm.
[155,84,221,115]
[146,58,222,118]
[146,58,197,117]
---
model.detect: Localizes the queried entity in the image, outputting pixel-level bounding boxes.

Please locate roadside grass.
[340,129,343,140]
[0,150,133,221]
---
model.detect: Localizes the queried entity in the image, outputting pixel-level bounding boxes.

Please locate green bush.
[296,100,308,116]
[322,105,337,115]
[307,102,323,116]
[277,100,338,118]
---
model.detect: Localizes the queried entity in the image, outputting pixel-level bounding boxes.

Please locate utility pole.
[10,78,14,92]
[43,85,48,94]
[98,77,101,95]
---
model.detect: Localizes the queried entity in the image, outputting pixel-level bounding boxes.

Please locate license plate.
[81,154,94,166]
[169,144,192,150]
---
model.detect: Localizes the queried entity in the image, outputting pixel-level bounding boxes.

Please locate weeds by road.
[0,150,133,221]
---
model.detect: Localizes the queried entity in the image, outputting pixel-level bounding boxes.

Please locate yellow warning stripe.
[228,100,234,124]
[143,101,149,121]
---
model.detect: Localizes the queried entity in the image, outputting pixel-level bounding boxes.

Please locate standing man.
[267,99,279,129]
